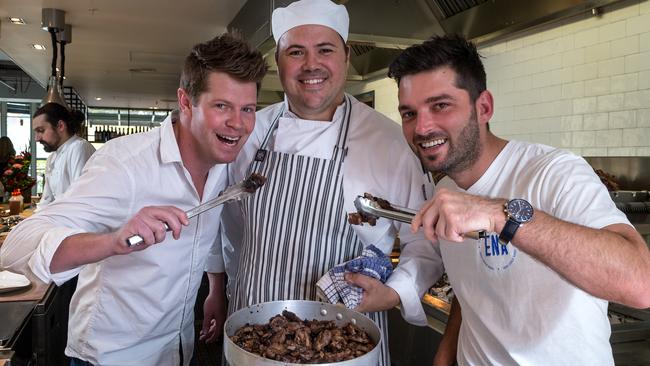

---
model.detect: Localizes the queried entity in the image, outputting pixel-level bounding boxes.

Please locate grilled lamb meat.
[231,310,375,363]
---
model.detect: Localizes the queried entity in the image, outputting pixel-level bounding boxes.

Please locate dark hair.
[0,136,15,166]
[33,103,85,135]
[180,32,268,105]
[388,34,486,102]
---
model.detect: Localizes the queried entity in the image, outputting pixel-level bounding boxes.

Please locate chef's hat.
[272,0,349,43]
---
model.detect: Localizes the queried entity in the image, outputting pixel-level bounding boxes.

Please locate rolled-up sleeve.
[387,229,444,326]
[0,217,83,284]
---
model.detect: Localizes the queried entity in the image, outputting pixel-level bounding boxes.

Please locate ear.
[475,90,494,126]
[177,88,193,118]
[56,120,67,133]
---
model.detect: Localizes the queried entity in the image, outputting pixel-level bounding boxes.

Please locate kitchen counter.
[0,204,72,365]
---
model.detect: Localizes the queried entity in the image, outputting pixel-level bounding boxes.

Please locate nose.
[225,109,244,131]
[302,51,320,71]
[414,111,435,136]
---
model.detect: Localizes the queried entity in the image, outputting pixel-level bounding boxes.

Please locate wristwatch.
[499,198,534,244]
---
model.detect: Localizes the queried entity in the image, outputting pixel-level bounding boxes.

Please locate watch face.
[507,199,534,223]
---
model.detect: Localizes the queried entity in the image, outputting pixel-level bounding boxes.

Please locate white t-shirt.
[37,135,96,211]
[437,140,629,366]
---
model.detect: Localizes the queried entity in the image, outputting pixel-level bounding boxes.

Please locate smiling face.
[33,114,64,152]
[398,66,483,176]
[182,71,257,165]
[276,24,349,121]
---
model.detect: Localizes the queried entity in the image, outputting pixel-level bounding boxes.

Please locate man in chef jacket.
[32,102,96,210]
[363,35,650,365]
[203,1,444,364]
[0,33,267,366]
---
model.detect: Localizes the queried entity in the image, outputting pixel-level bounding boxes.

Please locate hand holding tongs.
[126,173,266,247]
[351,193,489,241]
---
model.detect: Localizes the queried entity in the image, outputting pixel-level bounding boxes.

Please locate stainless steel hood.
[229,0,629,81]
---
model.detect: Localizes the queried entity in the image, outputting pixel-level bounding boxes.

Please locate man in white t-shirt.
[352,35,650,365]
[32,102,96,210]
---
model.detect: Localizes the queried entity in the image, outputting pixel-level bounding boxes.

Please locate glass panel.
[6,111,31,153]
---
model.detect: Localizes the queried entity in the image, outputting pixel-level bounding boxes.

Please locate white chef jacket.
[207,94,444,325]
[36,135,96,211]
[0,119,227,366]
[437,141,629,365]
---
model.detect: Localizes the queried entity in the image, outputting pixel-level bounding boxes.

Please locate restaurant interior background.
[1,0,650,365]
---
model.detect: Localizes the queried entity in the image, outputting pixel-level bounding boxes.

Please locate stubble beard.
[422,108,481,176]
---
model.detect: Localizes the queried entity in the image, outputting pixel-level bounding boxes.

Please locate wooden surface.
[0,276,50,303]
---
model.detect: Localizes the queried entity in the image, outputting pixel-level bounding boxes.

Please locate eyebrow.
[398,93,455,112]
[285,41,339,50]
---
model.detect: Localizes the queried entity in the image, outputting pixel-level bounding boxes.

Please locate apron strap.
[332,94,353,162]
[254,95,354,167]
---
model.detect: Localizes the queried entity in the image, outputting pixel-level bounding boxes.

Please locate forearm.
[50,232,117,273]
[207,272,225,297]
[434,297,460,366]
[514,211,650,308]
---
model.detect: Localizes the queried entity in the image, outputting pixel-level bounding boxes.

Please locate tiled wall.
[350,1,650,157]
[482,1,650,156]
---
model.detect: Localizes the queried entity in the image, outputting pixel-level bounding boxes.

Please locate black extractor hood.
[229,0,629,81]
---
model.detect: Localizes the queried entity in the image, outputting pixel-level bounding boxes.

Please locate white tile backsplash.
[359,2,650,157]
[584,113,610,130]
[626,12,650,35]
[599,20,627,42]
[611,73,639,93]
[611,35,640,57]
[585,77,611,96]
[598,57,626,77]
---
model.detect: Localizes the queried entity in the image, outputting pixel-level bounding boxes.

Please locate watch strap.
[499,217,520,243]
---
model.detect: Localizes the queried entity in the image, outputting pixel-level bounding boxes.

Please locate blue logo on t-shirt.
[478,233,517,271]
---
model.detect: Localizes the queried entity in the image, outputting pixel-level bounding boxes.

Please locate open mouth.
[301,78,324,85]
[418,138,447,150]
[217,134,240,146]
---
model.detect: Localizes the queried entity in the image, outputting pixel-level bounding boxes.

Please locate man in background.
[32,102,95,210]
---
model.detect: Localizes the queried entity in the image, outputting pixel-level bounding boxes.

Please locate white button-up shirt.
[36,135,96,211]
[209,95,444,325]
[1,119,227,366]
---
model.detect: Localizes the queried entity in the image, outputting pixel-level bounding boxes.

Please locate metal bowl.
[224,300,381,366]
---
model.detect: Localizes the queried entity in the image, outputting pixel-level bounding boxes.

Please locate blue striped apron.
[230,96,390,365]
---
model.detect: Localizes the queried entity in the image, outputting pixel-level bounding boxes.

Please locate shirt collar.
[159,117,182,164]
[55,135,79,155]
[281,93,348,122]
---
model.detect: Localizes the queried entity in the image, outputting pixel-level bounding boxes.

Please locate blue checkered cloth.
[316,245,393,309]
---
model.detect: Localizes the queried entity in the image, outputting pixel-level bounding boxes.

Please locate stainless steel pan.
[224,300,381,366]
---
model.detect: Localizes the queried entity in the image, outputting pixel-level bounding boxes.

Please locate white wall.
[347,78,400,123]
[355,1,650,157]
[482,1,650,156]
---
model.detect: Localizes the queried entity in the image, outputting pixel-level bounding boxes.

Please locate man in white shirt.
[32,102,96,210]
[204,1,444,365]
[0,33,267,366]
[361,34,650,365]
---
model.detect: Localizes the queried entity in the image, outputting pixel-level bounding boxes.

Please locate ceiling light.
[32,44,46,50]
[95,97,102,101]
[10,17,26,25]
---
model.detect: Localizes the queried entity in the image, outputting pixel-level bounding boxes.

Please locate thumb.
[201,316,211,335]
[345,273,370,289]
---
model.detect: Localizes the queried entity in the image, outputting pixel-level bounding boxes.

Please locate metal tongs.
[352,193,489,241]
[127,173,267,247]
